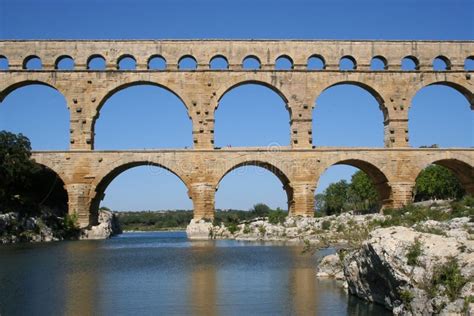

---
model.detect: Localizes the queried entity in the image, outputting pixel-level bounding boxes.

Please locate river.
[0,231,390,315]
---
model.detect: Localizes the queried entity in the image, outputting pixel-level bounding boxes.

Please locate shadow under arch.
[30,162,69,216]
[417,158,474,195]
[89,161,190,225]
[317,81,387,119]
[216,160,293,212]
[92,81,191,149]
[319,158,391,210]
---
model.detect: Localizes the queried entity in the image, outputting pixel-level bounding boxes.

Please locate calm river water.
[0,232,389,316]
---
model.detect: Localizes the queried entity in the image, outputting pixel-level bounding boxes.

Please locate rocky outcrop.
[338,225,473,315]
[81,210,122,240]
[1,212,56,243]
[316,253,345,280]
[186,219,214,240]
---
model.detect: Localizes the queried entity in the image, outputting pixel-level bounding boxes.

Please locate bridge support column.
[289,182,315,217]
[65,183,94,228]
[289,99,313,149]
[387,181,415,209]
[189,183,215,220]
[384,95,411,148]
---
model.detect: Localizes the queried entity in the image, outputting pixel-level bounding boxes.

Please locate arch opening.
[148,55,166,70]
[242,56,261,70]
[465,56,474,71]
[87,55,106,70]
[55,55,75,70]
[214,83,290,147]
[0,83,69,150]
[401,56,419,71]
[0,56,8,70]
[339,56,356,70]
[275,55,293,70]
[178,55,197,70]
[216,162,290,216]
[370,56,387,70]
[414,160,473,201]
[433,56,451,71]
[90,163,191,226]
[409,84,473,148]
[210,55,229,70]
[315,160,390,215]
[312,83,385,147]
[24,56,42,70]
[307,55,325,70]
[118,55,136,70]
[93,83,192,150]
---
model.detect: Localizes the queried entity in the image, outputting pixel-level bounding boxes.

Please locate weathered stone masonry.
[0,40,472,227]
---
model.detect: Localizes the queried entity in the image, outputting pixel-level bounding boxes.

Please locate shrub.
[406,237,424,266]
[243,224,251,234]
[268,210,287,225]
[321,220,331,230]
[258,225,266,236]
[226,222,238,234]
[430,257,467,301]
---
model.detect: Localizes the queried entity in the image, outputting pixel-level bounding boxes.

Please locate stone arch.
[339,55,357,70]
[87,54,106,70]
[412,81,473,109]
[242,55,262,70]
[0,80,67,103]
[315,81,387,116]
[178,55,198,70]
[117,54,137,70]
[215,80,290,111]
[209,55,229,69]
[432,55,451,70]
[54,55,75,70]
[415,158,474,195]
[371,55,388,70]
[275,55,294,70]
[317,158,392,209]
[216,160,293,212]
[23,55,42,69]
[90,160,190,225]
[93,80,190,131]
[147,54,167,70]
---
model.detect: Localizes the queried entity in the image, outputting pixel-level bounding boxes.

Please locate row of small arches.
[1,54,474,71]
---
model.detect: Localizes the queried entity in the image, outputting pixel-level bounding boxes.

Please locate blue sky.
[0,0,473,211]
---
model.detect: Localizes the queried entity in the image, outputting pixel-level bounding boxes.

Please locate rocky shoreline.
[0,209,122,244]
[187,200,474,314]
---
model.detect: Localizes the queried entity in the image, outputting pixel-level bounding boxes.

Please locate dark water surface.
[0,232,390,315]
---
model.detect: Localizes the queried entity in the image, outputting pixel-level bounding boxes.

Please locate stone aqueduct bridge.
[0,40,473,228]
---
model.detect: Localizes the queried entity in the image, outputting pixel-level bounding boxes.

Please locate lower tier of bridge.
[31,148,473,228]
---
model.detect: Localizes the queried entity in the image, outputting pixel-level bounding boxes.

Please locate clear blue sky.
[0,0,473,211]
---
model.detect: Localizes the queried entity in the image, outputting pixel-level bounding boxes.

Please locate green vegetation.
[117,210,193,231]
[415,165,465,201]
[426,257,468,301]
[116,203,288,231]
[321,220,331,230]
[399,289,415,306]
[406,237,424,266]
[372,196,473,228]
[316,171,379,215]
[316,165,467,216]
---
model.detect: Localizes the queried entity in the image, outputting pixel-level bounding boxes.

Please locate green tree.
[0,131,39,213]
[252,203,271,217]
[322,180,350,215]
[415,165,465,201]
[348,171,379,212]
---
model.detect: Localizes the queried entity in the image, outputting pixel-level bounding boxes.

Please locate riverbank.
[186,198,473,314]
[0,209,122,244]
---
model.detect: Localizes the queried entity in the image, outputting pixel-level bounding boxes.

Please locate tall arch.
[313,82,386,147]
[416,158,474,196]
[409,83,473,147]
[90,161,190,225]
[316,158,391,212]
[214,82,290,147]
[216,160,291,212]
[0,81,70,150]
[92,82,191,150]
